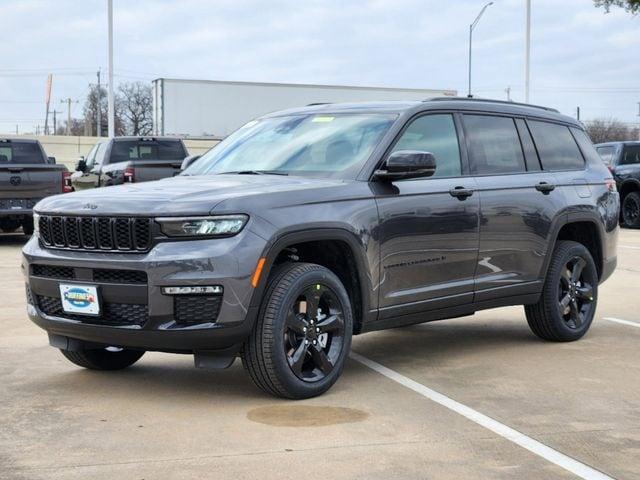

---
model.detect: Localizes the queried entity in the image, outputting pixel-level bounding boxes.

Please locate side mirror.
[75,158,87,172]
[47,156,56,164]
[181,154,201,171]
[374,150,436,181]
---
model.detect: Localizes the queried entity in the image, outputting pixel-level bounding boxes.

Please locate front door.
[375,113,480,318]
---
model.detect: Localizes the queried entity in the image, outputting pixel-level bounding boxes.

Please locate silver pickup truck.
[71,136,188,190]
[0,138,71,235]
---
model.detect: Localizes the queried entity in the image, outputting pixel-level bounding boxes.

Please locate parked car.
[24,98,619,399]
[595,141,640,228]
[0,138,71,235]
[71,136,188,190]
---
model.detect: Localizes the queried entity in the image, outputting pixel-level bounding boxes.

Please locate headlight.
[156,215,248,238]
[32,213,40,238]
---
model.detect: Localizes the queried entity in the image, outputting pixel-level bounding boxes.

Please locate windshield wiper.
[219,170,288,176]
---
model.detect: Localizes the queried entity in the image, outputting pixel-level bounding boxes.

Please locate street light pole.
[468,2,494,98]
[524,0,531,103]
[107,0,115,138]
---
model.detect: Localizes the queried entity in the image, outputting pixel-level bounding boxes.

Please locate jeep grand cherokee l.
[23,98,619,399]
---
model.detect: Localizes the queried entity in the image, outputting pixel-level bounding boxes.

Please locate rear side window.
[596,146,615,165]
[391,114,461,177]
[463,115,526,175]
[620,145,640,165]
[0,142,45,164]
[528,121,584,171]
[110,139,186,163]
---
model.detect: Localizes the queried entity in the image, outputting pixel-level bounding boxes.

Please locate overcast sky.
[0,0,638,134]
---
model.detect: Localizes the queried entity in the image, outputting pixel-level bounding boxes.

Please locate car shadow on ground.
[0,232,29,247]
[30,319,542,402]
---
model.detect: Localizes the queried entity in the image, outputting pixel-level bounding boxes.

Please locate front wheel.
[60,347,145,370]
[242,263,353,399]
[525,240,598,342]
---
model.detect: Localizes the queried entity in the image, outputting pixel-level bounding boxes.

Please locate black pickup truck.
[0,138,71,235]
[595,141,640,228]
[71,136,188,190]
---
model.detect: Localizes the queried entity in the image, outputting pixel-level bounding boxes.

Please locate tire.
[60,347,145,370]
[525,240,598,342]
[22,218,34,236]
[242,262,353,399]
[622,191,640,228]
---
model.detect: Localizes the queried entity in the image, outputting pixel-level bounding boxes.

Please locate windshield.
[0,141,46,164]
[184,113,396,179]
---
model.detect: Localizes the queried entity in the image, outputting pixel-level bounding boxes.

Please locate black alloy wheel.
[557,256,595,330]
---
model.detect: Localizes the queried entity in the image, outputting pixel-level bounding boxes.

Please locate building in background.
[152,78,456,138]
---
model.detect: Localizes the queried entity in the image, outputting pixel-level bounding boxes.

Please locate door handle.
[449,186,474,200]
[535,182,555,194]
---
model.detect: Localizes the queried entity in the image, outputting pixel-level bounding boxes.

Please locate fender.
[539,210,606,281]
[247,227,377,332]
[619,178,640,197]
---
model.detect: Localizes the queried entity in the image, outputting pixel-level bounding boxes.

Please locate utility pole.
[524,0,531,103]
[107,0,115,138]
[576,106,580,121]
[97,69,102,137]
[60,98,78,135]
[505,86,512,102]
[15,125,18,135]
[52,109,63,135]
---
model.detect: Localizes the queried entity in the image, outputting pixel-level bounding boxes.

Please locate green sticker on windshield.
[311,116,335,123]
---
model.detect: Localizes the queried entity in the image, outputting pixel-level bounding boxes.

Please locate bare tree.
[118,82,153,136]
[594,0,640,13]
[55,119,85,136]
[585,118,640,144]
[82,84,125,136]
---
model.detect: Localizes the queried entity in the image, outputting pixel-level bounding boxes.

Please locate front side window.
[185,113,396,179]
[463,115,526,175]
[390,114,461,177]
[596,146,615,165]
[84,144,99,169]
[621,145,640,165]
[528,120,584,171]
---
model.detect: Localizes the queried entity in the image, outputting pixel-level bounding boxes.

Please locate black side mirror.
[47,156,56,164]
[181,155,201,171]
[75,158,87,172]
[374,150,436,181]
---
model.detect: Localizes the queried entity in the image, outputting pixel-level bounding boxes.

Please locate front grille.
[36,295,148,326]
[174,295,222,325]
[93,269,147,284]
[32,264,74,280]
[38,215,152,252]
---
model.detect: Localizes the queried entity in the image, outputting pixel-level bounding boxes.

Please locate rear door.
[462,114,564,302]
[375,113,480,318]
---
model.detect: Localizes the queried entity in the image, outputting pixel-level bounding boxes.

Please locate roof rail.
[306,102,332,106]
[426,97,559,113]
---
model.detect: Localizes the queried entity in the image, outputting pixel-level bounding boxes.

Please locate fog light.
[162,286,223,295]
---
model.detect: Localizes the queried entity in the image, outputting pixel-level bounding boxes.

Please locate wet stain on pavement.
[247,405,369,427]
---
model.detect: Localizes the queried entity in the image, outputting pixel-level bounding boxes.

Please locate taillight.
[124,166,135,183]
[62,171,73,193]
[605,178,617,192]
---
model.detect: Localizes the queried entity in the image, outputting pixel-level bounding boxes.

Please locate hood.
[35,174,351,216]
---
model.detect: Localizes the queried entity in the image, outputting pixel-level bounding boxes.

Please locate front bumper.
[22,231,265,352]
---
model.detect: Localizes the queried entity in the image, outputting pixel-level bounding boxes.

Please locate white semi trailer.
[152,78,456,139]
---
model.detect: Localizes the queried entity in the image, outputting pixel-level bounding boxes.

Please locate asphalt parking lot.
[1,231,639,480]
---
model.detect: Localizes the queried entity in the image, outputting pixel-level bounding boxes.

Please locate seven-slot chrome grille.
[38,215,152,252]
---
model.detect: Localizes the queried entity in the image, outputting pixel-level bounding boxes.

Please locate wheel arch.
[249,228,375,334]
[619,179,640,203]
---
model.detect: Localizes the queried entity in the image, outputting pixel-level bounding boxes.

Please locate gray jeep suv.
[23,98,619,398]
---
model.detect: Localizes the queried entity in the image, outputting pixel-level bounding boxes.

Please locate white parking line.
[603,317,640,328]
[619,245,640,250]
[350,352,614,480]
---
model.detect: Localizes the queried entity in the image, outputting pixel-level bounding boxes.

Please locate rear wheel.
[622,191,640,228]
[525,240,598,342]
[242,263,353,399]
[60,347,144,370]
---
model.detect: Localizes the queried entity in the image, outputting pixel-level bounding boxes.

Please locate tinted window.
[110,139,186,163]
[596,146,615,165]
[621,145,640,165]
[391,114,461,177]
[463,115,525,174]
[94,142,107,166]
[0,142,45,164]
[528,121,584,171]
[571,128,607,167]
